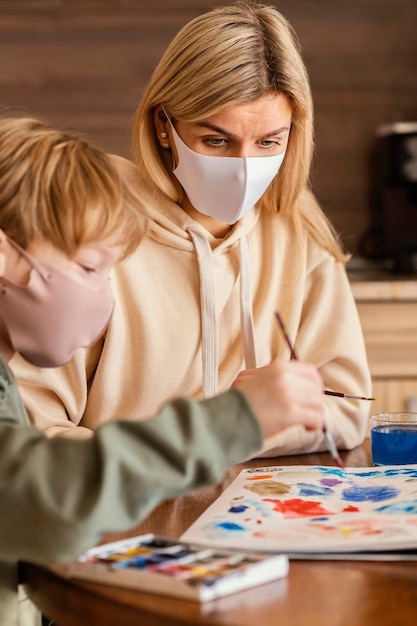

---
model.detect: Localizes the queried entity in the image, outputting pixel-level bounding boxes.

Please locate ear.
[0,230,8,277]
[153,104,171,150]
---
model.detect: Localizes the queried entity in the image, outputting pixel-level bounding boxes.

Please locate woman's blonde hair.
[0,116,147,257]
[132,1,346,261]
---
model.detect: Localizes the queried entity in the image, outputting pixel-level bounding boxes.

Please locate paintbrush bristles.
[323,427,345,469]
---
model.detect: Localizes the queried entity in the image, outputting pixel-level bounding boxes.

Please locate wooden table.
[21,440,417,626]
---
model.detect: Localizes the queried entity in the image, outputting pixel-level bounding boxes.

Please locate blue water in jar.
[371,425,417,465]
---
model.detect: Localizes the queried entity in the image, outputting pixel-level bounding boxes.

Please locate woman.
[12,2,371,456]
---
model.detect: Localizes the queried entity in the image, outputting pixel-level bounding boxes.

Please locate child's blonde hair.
[0,116,147,257]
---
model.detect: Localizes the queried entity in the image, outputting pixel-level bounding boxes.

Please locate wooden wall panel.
[1,0,416,256]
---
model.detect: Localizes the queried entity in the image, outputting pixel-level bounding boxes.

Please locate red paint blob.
[263,498,332,518]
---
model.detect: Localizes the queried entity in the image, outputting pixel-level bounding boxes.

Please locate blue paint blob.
[214,521,246,531]
[341,485,400,502]
[314,467,346,478]
[384,468,417,478]
[297,483,335,497]
[228,505,249,514]
[313,465,417,480]
[376,499,417,515]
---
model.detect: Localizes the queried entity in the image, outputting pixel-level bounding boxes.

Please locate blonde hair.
[132,1,347,261]
[0,116,147,257]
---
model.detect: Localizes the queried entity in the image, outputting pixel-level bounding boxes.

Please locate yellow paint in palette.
[125,547,151,555]
[86,545,152,564]
[184,564,210,578]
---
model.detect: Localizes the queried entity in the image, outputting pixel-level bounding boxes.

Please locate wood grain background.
[1,0,416,256]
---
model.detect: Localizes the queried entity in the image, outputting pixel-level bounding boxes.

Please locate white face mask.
[169,121,287,224]
[0,238,114,367]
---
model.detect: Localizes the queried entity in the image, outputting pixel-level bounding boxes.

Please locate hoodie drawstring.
[239,236,257,370]
[187,228,218,398]
[187,227,256,398]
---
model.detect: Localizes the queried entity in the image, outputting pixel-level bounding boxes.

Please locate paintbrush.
[324,390,375,401]
[274,312,345,469]
[274,312,375,401]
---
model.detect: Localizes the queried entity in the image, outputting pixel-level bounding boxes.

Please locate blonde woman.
[12,2,371,456]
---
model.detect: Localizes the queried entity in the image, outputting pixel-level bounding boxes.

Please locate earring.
[160,131,170,148]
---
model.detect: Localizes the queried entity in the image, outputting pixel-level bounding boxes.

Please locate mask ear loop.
[5,236,52,281]
[162,107,183,172]
[161,105,172,123]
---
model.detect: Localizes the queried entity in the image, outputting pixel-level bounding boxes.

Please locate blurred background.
[1,0,416,262]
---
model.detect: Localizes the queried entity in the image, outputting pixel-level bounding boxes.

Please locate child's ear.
[0,230,9,277]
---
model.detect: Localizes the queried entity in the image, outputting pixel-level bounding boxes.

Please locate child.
[0,116,325,625]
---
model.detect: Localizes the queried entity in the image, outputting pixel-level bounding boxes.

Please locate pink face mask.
[0,238,114,367]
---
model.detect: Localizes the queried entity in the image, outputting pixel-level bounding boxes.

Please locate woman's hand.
[232,359,325,439]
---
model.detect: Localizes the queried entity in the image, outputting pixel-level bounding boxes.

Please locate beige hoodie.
[10,156,372,456]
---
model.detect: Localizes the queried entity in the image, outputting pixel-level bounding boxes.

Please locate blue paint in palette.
[371,425,417,465]
[75,533,290,601]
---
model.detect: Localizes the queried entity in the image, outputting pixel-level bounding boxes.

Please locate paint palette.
[51,533,289,601]
[181,465,417,559]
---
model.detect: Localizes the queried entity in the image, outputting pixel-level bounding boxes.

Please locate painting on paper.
[181,466,417,554]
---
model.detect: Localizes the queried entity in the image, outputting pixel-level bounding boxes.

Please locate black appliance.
[374,121,417,273]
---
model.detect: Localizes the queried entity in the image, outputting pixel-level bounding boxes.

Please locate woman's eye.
[260,139,280,148]
[204,137,227,146]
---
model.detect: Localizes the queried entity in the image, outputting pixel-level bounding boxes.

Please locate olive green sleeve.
[0,389,261,564]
